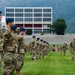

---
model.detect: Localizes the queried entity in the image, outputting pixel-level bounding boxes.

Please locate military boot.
[72,57,74,61]
[16,71,22,75]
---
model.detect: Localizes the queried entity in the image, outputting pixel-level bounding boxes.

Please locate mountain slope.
[0,0,75,33]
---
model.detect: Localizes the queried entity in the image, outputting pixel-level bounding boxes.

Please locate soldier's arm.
[69,42,73,50]
[4,30,11,40]
[70,42,72,48]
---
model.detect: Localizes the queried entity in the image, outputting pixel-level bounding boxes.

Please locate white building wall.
[5,7,53,34]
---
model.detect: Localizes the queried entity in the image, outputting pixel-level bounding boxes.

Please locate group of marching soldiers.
[55,37,75,61]
[0,11,50,75]
[1,10,75,75]
[29,36,50,60]
[0,11,27,75]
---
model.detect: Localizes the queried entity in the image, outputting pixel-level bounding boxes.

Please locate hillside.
[0,0,75,33]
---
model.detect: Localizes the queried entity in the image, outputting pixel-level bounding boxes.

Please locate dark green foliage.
[41,32,44,35]
[26,29,32,35]
[53,18,67,35]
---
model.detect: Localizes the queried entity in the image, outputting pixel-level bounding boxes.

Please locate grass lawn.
[12,49,75,75]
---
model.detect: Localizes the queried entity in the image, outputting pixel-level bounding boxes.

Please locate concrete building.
[5,7,53,34]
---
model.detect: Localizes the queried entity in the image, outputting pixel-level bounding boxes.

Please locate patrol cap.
[20,27,26,31]
[0,11,2,14]
[36,38,40,41]
[32,36,36,38]
[6,18,14,23]
[40,39,43,42]
[11,24,17,30]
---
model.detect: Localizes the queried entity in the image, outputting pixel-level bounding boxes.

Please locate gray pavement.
[24,34,75,44]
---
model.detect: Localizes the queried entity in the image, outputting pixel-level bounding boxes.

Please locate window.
[34,29,42,34]
[15,13,23,17]
[6,9,14,12]
[43,9,51,12]
[43,29,50,34]
[34,13,42,17]
[34,24,42,27]
[16,24,23,27]
[25,9,33,12]
[25,13,33,17]
[15,18,23,22]
[25,18,33,22]
[6,13,14,17]
[43,18,51,22]
[43,13,51,17]
[25,24,33,27]
[15,9,23,12]
[34,9,42,12]
[34,18,42,22]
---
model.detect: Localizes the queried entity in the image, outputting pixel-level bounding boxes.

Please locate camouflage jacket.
[3,28,16,52]
[17,34,26,54]
[70,41,75,50]
[29,39,36,50]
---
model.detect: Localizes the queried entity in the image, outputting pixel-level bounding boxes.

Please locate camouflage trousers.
[0,52,2,68]
[70,49,75,58]
[16,53,25,71]
[3,52,16,75]
[36,50,40,60]
[43,49,46,55]
[62,49,66,56]
[31,50,36,59]
[40,50,44,58]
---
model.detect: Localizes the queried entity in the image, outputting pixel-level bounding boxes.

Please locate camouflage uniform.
[0,21,3,71]
[45,43,49,55]
[3,28,16,75]
[61,43,67,56]
[40,41,44,59]
[70,40,75,61]
[36,41,41,60]
[42,42,46,58]
[29,39,36,60]
[16,34,25,71]
[43,44,47,55]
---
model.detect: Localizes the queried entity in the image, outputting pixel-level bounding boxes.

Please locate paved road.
[24,34,75,44]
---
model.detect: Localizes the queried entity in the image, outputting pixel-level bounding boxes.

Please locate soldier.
[40,39,44,59]
[42,41,46,58]
[70,37,75,61]
[11,24,18,54]
[36,38,41,60]
[0,10,4,74]
[3,18,16,75]
[46,42,50,54]
[29,36,36,60]
[61,43,67,56]
[16,27,26,75]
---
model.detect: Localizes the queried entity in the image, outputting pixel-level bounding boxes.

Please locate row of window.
[34,29,50,33]
[6,9,52,12]
[6,13,51,17]
[14,18,51,22]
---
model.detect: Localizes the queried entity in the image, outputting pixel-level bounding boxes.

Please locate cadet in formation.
[61,43,68,56]
[29,36,36,60]
[0,10,4,74]
[16,27,26,75]
[70,37,75,61]
[3,18,16,75]
[36,38,41,60]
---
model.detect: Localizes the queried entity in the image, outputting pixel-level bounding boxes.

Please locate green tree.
[26,29,32,35]
[53,18,67,35]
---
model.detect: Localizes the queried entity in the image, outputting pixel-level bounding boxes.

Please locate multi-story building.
[5,7,53,34]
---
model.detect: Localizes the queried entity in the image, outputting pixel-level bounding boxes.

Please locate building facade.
[5,7,53,34]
